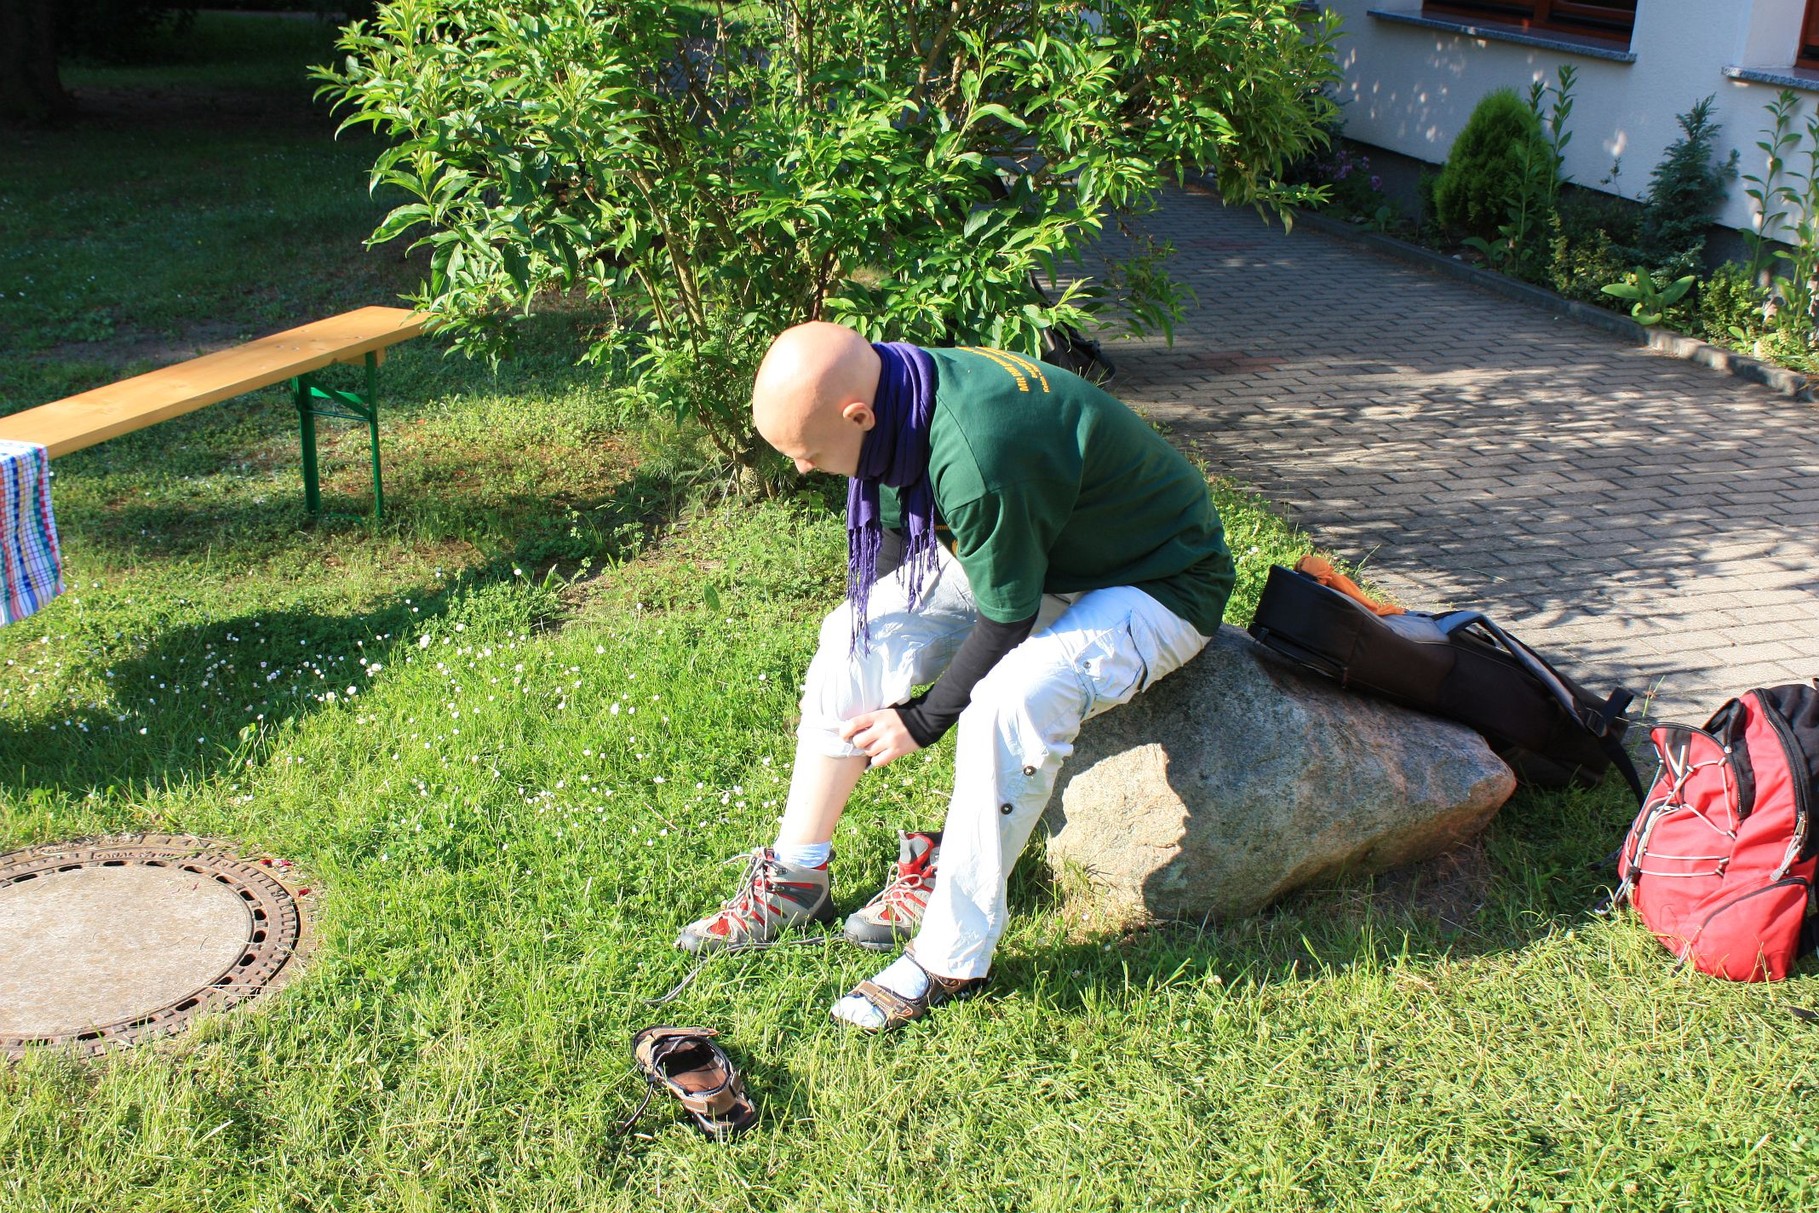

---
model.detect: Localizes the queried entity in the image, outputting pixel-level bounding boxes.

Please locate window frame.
[1421,1,1636,47]
[1800,0,1819,70]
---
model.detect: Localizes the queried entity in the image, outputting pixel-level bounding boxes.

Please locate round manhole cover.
[0,835,306,1057]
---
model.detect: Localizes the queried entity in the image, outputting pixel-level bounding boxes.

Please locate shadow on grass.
[0,459,701,800]
[2,592,450,800]
[999,781,1637,1029]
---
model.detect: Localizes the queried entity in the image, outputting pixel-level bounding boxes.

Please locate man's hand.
[840,708,923,768]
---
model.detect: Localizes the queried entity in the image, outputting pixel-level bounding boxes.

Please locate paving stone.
[1111,189,1819,722]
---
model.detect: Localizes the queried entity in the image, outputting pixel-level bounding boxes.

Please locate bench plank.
[0,306,429,458]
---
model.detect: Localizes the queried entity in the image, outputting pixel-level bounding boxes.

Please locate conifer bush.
[1433,88,1552,239]
[1631,96,1738,279]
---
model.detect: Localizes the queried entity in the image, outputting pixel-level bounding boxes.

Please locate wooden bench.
[0,306,429,517]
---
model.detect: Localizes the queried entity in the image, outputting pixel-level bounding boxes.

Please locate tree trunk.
[0,0,73,122]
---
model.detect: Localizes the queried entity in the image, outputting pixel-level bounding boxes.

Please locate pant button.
[1000,803,1014,815]
[1021,765,1036,776]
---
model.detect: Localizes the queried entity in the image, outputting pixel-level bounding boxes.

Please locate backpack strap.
[1435,611,1646,803]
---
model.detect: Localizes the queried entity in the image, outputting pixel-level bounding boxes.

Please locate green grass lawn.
[2,14,1817,1213]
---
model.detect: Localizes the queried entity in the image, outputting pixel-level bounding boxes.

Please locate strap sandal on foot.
[624,1026,757,1138]
[841,958,984,1033]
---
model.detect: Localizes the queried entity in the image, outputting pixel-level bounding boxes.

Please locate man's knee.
[957,650,1085,775]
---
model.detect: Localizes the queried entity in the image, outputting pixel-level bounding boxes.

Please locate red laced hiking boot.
[843,830,940,951]
[676,847,834,954]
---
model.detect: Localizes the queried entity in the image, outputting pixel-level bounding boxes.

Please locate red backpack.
[1614,683,1819,981]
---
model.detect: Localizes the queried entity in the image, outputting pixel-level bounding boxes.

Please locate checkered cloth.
[0,439,65,625]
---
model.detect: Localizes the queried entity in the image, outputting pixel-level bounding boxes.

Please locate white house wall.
[1324,0,1818,236]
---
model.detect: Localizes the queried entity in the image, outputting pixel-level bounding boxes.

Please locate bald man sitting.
[677,322,1235,1031]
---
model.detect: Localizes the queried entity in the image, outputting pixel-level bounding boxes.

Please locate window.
[1801,0,1819,70]
[1422,1,1637,46]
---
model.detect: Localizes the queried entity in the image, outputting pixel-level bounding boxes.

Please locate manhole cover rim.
[0,834,307,1056]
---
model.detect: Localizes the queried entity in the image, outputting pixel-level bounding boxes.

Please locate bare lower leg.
[774,736,868,846]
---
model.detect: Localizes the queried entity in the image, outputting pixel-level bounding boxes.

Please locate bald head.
[752,322,881,478]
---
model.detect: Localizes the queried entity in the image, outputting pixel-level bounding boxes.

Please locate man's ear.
[839,400,876,431]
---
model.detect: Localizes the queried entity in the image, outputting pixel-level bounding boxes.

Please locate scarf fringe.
[847,342,940,653]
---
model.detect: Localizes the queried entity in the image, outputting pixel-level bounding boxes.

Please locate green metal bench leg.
[292,352,385,519]
[294,372,322,515]
[365,352,384,519]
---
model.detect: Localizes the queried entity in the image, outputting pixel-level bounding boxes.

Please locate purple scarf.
[848,342,939,651]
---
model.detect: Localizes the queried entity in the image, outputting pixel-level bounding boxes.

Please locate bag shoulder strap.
[1435,611,1645,803]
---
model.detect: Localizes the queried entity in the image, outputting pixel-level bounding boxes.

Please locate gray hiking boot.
[843,830,940,951]
[676,846,834,954]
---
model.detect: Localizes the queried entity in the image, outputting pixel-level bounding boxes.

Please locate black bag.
[1247,564,1643,797]
[1039,322,1116,385]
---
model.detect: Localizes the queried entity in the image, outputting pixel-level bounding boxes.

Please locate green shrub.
[1549,187,1642,306]
[317,0,1341,482]
[1416,167,1440,229]
[1550,218,1632,308]
[1696,258,1819,367]
[1295,141,1386,221]
[1434,88,1553,239]
[1698,260,1770,346]
[1632,96,1738,280]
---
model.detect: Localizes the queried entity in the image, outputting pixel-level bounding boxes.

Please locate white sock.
[831,954,931,1030]
[772,840,831,869]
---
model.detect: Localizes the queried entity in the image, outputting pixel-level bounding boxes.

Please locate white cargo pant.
[798,545,1211,980]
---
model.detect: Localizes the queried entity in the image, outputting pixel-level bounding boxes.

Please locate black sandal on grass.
[624,1026,757,1138]
[837,957,985,1032]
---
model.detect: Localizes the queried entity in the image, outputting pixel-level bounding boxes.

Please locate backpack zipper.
[1756,695,1814,879]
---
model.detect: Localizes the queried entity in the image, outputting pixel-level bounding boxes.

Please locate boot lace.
[710,849,783,925]
[868,863,933,919]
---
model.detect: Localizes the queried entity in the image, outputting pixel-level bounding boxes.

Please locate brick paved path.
[1109,187,1819,723]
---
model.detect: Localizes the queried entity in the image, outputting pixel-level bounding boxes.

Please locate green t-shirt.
[882,346,1233,635]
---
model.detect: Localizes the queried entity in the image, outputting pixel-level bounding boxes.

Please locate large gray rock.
[1043,625,1517,923]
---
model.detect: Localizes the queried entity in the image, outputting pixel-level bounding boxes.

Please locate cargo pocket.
[1075,618,1148,718]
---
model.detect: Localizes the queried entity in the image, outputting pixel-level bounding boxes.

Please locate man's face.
[758,397,873,479]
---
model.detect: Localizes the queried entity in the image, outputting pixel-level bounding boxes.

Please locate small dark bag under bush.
[1248,565,1642,796]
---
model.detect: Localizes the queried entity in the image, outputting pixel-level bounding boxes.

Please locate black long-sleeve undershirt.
[872,529,1038,748]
